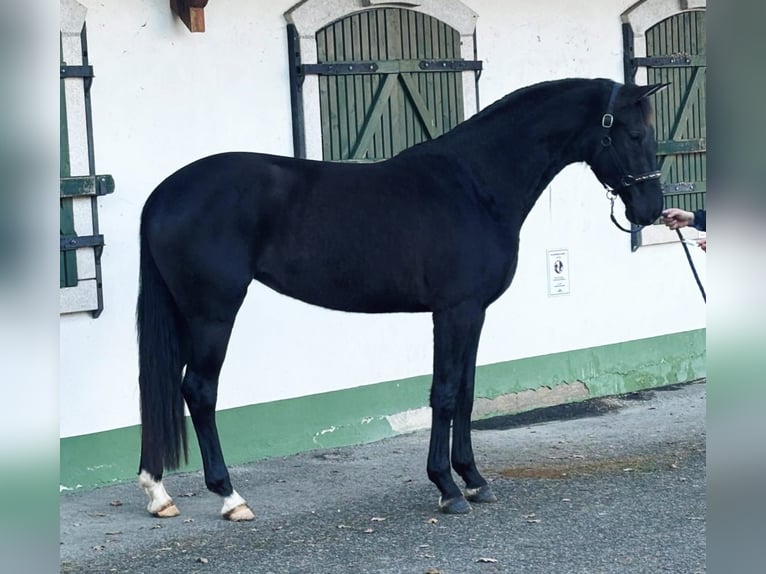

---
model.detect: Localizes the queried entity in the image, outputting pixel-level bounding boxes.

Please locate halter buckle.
[601,113,614,129]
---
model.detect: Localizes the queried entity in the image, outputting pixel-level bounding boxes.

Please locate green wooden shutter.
[59,25,114,316]
[645,10,706,213]
[60,36,78,288]
[315,8,466,161]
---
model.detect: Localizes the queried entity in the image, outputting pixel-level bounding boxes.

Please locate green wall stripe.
[60,329,705,490]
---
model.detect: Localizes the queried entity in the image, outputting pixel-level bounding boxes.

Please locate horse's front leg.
[182,317,254,521]
[427,302,485,514]
[450,310,497,505]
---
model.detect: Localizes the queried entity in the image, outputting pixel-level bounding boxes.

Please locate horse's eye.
[629,131,643,140]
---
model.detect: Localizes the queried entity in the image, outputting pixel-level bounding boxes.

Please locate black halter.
[598,83,661,233]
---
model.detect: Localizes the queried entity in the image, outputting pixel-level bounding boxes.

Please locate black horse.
[137,78,665,520]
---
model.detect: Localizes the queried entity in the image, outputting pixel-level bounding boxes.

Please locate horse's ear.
[624,83,670,102]
[615,83,670,111]
[640,83,670,99]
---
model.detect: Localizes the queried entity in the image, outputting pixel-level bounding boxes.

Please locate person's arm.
[661,208,695,230]
[692,209,706,231]
[662,208,706,251]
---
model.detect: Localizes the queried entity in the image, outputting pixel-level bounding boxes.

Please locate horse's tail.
[136,223,188,474]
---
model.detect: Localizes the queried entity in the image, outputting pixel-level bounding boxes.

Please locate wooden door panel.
[316,8,465,161]
[646,10,706,212]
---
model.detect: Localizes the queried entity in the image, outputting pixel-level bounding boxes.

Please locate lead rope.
[607,191,641,234]
[610,194,706,302]
[675,229,706,302]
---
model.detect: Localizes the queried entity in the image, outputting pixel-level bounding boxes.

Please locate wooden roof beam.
[170,0,208,33]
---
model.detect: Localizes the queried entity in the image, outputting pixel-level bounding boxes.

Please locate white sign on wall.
[547,249,570,296]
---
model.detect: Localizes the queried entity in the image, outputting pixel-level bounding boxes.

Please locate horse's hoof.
[223,504,255,522]
[152,502,180,518]
[439,495,472,514]
[465,484,498,504]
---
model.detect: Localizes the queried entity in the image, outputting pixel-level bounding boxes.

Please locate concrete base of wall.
[60,329,705,490]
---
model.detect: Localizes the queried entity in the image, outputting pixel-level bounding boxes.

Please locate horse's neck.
[445,87,596,224]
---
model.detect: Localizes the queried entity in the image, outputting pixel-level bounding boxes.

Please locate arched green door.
[646,10,706,213]
[316,8,467,161]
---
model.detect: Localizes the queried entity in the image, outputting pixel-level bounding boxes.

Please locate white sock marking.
[139,470,174,513]
[221,490,247,515]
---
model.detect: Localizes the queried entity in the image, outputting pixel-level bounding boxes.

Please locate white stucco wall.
[60,0,706,438]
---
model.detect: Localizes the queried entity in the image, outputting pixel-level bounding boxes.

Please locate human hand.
[698,237,706,252]
[661,208,694,230]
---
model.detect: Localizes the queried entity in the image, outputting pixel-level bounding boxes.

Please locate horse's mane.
[471,79,580,121]
[469,77,654,127]
[405,78,613,154]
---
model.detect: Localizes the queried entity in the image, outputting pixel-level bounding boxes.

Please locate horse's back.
[142,151,515,314]
[256,154,511,312]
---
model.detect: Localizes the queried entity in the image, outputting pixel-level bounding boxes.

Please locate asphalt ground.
[60,381,706,574]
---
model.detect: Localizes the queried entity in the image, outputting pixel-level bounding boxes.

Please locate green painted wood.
[317,27,332,161]
[663,180,707,212]
[386,8,405,156]
[350,74,398,159]
[60,329,706,489]
[646,10,706,214]
[399,73,438,139]
[334,22,350,160]
[315,8,466,161]
[657,138,706,155]
[420,12,436,146]
[60,175,115,198]
[660,67,704,178]
[380,13,392,157]
[60,36,77,288]
[60,37,70,179]
[60,200,78,288]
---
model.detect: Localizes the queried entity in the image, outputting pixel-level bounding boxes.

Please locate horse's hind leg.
[139,470,179,517]
[428,301,485,514]
[450,311,497,505]
[183,315,255,521]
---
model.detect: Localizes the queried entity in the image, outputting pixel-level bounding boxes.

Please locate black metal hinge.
[633,55,705,68]
[60,64,94,90]
[60,234,104,252]
[662,182,698,195]
[300,59,483,77]
[419,60,483,71]
[301,62,379,75]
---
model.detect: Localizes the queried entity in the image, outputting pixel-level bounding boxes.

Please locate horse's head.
[588,82,667,226]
